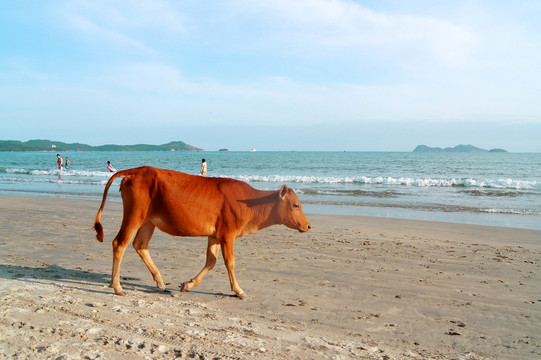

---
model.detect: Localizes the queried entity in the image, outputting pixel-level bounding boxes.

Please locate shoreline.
[1,195,540,359]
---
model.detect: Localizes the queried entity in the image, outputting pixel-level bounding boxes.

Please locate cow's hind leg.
[181,236,220,293]
[111,222,141,296]
[132,222,167,292]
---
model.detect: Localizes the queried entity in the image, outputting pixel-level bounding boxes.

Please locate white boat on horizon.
[250,148,256,152]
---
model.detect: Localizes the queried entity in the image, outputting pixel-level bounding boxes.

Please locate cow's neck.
[243,189,282,231]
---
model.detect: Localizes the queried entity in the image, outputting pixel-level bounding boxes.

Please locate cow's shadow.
[0,264,142,295]
[0,264,236,298]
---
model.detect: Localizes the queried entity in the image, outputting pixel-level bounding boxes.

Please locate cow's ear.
[279,185,288,200]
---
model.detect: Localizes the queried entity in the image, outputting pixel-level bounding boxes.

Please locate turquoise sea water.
[0,151,540,230]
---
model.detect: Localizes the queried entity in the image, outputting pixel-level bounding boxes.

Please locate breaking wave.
[225,174,539,190]
[4,168,114,178]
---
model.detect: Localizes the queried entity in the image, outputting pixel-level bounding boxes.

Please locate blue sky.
[1,1,540,151]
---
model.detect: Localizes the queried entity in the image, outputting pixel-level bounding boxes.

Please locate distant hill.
[0,139,203,152]
[413,144,507,153]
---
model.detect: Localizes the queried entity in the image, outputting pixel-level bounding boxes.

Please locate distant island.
[413,144,507,153]
[0,139,203,152]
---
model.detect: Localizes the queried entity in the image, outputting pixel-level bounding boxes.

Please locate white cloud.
[233,0,480,68]
[59,0,184,53]
[63,13,156,54]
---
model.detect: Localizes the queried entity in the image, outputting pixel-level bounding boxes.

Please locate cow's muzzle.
[298,223,311,232]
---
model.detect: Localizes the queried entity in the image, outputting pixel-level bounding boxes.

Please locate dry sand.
[0,195,540,359]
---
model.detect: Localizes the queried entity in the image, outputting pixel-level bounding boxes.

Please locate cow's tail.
[94,170,129,242]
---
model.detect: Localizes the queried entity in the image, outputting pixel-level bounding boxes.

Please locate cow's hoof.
[180,282,190,292]
[115,291,127,296]
[236,292,247,300]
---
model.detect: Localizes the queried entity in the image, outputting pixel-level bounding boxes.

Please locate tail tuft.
[94,222,104,242]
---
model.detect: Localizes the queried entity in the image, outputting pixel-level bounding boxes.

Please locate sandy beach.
[1,195,540,359]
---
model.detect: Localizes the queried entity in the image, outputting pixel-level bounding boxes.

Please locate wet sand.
[1,195,540,359]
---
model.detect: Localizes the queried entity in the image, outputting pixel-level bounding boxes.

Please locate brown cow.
[94,166,311,298]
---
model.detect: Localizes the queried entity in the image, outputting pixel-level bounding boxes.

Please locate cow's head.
[278,185,311,232]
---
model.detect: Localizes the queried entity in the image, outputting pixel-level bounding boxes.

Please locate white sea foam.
[225,174,539,190]
[481,208,539,215]
[5,168,27,174]
[2,176,112,186]
[28,169,114,177]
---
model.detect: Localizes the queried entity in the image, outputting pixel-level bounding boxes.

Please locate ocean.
[1,151,540,230]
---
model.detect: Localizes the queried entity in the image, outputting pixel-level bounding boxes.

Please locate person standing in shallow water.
[56,154,63,170]
[200,159,207,176]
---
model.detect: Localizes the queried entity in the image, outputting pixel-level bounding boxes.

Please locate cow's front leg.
[221,237,246,299]
[181,236,220,292]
